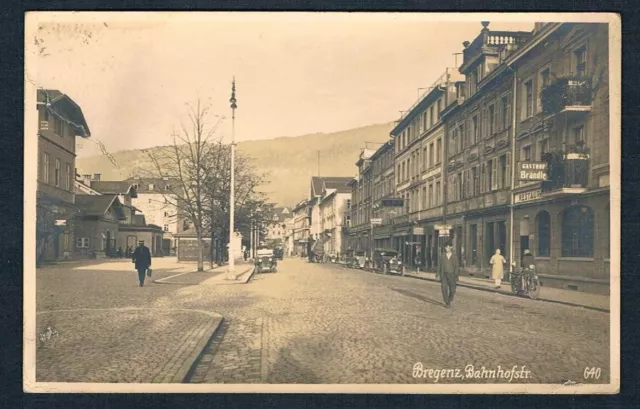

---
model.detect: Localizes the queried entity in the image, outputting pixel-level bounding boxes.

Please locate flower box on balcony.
[540,75,592,115]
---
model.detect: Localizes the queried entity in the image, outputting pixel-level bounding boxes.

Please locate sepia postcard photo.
[23,11,620,394]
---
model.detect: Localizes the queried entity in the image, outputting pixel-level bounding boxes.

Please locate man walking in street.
[132,240,152,287]
[438,241,459,308]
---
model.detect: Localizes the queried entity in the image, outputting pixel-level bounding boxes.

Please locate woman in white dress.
[489,248,506,288]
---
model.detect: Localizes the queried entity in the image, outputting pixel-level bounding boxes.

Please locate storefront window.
[562,205,594,257]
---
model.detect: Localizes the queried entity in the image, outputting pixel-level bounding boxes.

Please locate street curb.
[153,266,254,285]
[404,273,610,313]
[179,316,225,383]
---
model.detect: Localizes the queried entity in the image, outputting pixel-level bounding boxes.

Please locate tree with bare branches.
[143,100,224,272]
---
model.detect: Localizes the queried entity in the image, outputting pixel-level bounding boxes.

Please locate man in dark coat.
[438,242,460,308]
[132,240,152,287]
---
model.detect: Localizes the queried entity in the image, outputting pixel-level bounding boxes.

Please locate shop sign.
[381,198,404,207]
[412,227,424,235]
[515,189,542,204]
[518,162,548,181]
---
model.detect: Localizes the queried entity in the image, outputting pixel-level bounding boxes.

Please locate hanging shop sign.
[412,227,425,235]
[381,198,404,207]
[518,162,548,181]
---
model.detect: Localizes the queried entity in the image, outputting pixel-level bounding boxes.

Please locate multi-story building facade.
[509,22,610,294]
[346,149,376,254]
[391,68,463,269]
[123,177,181,254]
[264,206,291,246]
[36,89,91,262]
[370,139,396,250]
[318,181,352,255]
[435,21,610,294]
[440,24,532,275]
[292,199,310,257]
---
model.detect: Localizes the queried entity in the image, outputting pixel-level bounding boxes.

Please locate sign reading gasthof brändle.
[518,161,548,181]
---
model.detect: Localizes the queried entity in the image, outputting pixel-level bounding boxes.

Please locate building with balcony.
[392,67,463,269]
[264,206,291,247]
[509,22,610,294]
[440,23,532,276]
[36,89,91,263]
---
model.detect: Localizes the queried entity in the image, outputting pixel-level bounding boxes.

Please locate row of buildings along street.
[35,21,611,295]
[281,21,611,295]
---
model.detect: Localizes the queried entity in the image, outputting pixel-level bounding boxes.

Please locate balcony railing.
[540,75,592,115]
[462,30,531,69]
[541,148,590,192]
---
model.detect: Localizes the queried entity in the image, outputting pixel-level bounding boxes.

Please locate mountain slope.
[75,122,395,207]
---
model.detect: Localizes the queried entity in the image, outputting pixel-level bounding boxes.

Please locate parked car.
[347,250,367,269]
[255,248,277,273]
[370,248,404,276]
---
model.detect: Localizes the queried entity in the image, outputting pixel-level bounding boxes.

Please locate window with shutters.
[55,158,60,188]
[488,104,495,135]
[574,45,587,77]
[523,79,534,119]
[501,94,510,130]
[499,154,507,189]
[472,115,479,145]
[66,163,71,191]
[472,166,479,196]
[491,159,498,191]
[487,159,494,191]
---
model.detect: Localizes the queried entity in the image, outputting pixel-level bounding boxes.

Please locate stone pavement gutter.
[401,270,610,313]
[36,308,223,383]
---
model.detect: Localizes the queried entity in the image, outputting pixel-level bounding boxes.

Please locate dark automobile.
[274,247,284,260]
[255,249,277,273]
[370,248,404,275]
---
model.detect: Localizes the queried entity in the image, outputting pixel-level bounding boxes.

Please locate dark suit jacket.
[438,252,460,276]
[133,246,152,271]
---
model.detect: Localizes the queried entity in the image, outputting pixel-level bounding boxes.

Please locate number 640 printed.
[583,367,602,380]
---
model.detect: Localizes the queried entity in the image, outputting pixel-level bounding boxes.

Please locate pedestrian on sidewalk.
[489,248,506,289]
[132,240,152,287]
[438,242,459,308]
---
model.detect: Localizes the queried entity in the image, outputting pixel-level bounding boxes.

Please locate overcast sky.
[27,13,534,157]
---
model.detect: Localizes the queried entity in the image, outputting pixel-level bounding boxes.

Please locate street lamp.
[227,77,237,280]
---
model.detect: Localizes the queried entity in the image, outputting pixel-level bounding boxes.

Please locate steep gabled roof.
[311,176,354,198]
[37,89,91,137]
[75,195,125,219]
[90,181,137,197]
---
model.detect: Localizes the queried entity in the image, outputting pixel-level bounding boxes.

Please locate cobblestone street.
[35,257,610,385]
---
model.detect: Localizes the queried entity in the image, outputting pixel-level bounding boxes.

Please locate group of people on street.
[437,241,536,308]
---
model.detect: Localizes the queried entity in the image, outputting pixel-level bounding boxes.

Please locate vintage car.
[347,250,367,269]
[255,248,277,273]
[370,248,404,276]
[273,247,284,260]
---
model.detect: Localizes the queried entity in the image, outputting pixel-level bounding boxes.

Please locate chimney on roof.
[83,174,92,186]
[93,173,101,181]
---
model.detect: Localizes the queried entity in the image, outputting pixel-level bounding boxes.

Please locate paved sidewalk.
[401,269,610,312]
[36,308,222,383]
[155,261,255,286]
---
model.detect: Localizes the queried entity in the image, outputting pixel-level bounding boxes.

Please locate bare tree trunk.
[196,229,204,272]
